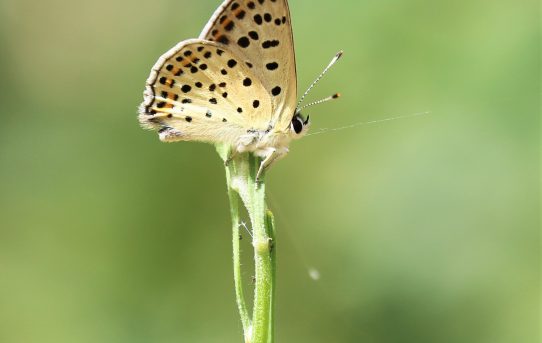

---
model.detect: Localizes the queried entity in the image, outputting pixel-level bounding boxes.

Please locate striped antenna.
[297,93,341,112]
[296,51,343,111]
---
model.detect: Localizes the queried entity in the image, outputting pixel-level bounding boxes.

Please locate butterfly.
[138,0,341,180]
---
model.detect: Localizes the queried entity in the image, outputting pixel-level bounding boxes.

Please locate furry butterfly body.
[138,0,339,179]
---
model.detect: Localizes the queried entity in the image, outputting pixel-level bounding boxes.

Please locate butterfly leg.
[256,148,287,182]
[224,149,240,166]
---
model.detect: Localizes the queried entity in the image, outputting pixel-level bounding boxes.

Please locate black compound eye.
[292,116,303,134]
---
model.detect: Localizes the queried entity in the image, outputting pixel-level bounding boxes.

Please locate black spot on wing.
[262,40,279,49]
[238,36,250,48]
[227,59,237,68]
[236,10,246,19]
[271,86,281,96]
[266,62,279,70]
[254,14,263,25]
[217,35,230,45]
[225,21,235,31]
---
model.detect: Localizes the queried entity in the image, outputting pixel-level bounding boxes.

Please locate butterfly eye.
[291,116,304,134]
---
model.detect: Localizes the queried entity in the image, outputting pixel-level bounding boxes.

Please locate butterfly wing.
[139,39,273,143]
[200,0,297,131]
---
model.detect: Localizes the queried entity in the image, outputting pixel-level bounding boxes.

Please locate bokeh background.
[0,0,539,342]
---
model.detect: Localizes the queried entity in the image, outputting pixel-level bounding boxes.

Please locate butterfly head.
[290,112,310,138]
[291,91,340,139]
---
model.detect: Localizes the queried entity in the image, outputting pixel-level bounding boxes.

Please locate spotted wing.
[200,0,297,131]
[138,39,273,144]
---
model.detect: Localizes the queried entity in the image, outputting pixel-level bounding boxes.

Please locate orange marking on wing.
[222,18,233,28]
[180,56,201,67]
[171,67,182,75]
[233,8,244,18]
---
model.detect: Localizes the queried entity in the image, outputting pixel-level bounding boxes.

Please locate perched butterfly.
[138,0,342,180]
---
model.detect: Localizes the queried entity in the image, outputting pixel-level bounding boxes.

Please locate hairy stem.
[266,211,277,343]
[225,163,251,337]
[248,155,272,343]
[218,145,275,343]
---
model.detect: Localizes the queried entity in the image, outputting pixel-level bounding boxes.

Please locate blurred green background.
[0,0,539,342]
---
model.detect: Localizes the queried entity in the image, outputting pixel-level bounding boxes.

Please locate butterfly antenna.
[296,50,343,111]
[297,93,341,112]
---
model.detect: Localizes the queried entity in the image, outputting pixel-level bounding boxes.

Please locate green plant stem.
[218,145,275,343]
[225,162,251,337]
[247,155,272,343]
[266,211,276,343]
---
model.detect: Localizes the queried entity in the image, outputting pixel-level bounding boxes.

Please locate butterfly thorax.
[235,125,293,156]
